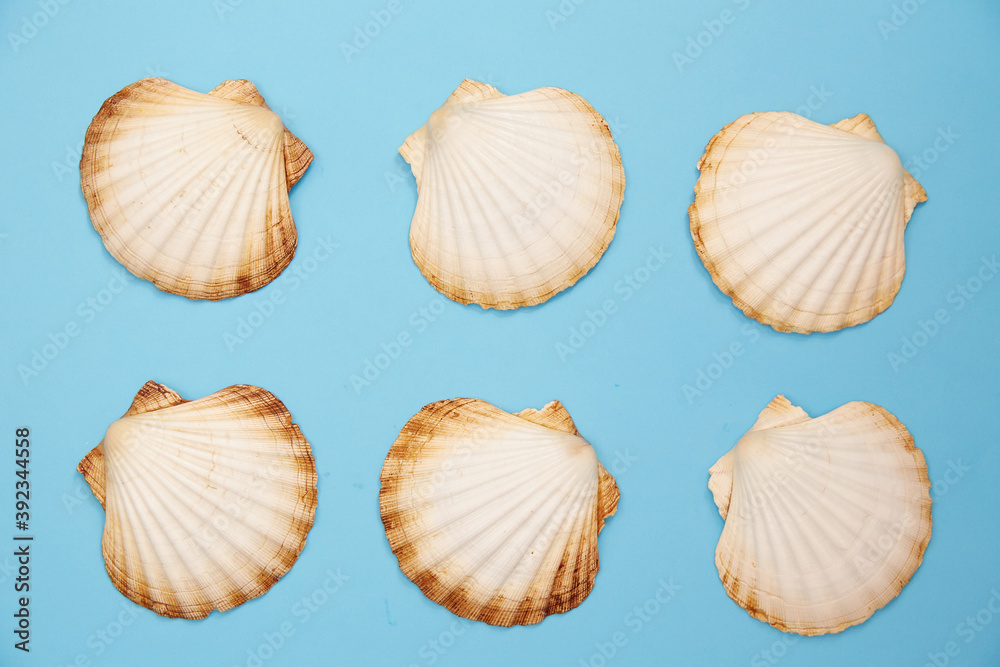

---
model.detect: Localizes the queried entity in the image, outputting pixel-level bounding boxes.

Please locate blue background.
[1,0,998,665]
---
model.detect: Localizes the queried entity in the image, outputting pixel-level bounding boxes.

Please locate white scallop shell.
[78,381,317,619]
[690,112,927,333]
[400,80,625,309]
[379,398,619,626]
[80,78,313,300]
[709,396,932,635]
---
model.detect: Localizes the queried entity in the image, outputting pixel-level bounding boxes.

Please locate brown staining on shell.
[78,381,317,620]
[689,112,927,334]
[80,78,311,301]
[379,398,619,626]
[709,396,932,636]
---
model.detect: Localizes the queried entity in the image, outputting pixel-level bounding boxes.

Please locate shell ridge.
[400,435,585,490]
[690,111,919,332]
[406,82,622,309]
[380,398,614,626]
[771,173,903,330]
[168,132,276,294]
[721,166,897,331]
[461,132,581,275]
[595,463,620,526]
[725,159,892,290]
[450,467,598,625]
[473,471,596,622]
[523,482,597,623]
[434,131,575,305]
[200,125,289,295]
[398,446,590,551]
[104,450,199,617]
[444,79,504,105]
[97,112,282,294]
[113,423,307,528]
[108,444,234,591]
[88,383,315,618]
[831,182,906,327]
[81,79,304,300]
[422,142,472,301]
[714,398,932,634]
[126,381,186,415]
[516,401,579,435]
[443,138,526,305]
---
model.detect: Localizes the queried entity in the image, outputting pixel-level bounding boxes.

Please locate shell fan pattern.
[380,398,620,626]
[80,78,312,301]
[78,381,318,619]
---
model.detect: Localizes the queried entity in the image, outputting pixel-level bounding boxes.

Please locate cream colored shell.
[690,112,927,333]
[380,398,619,626]
[709,395,932,635]
[400,79,625,309]
[78,381,317,619]
[80,78,312,300]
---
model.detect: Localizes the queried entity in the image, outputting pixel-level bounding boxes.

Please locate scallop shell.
[400,79,625,309]
[80,78,313,300]
[690,112,927,333]
[379,398,620,626]
[77,381,317,619]
[709,395,932,635]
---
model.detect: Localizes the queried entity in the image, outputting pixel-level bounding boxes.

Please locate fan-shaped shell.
[400,79,625,309]
[379,398,620,626]
[77,381,317,619]
[690,112,927,333]
[708,395,932,635]
[80,78,313,300]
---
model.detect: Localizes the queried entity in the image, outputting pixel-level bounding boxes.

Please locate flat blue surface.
[1,0,999,665]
